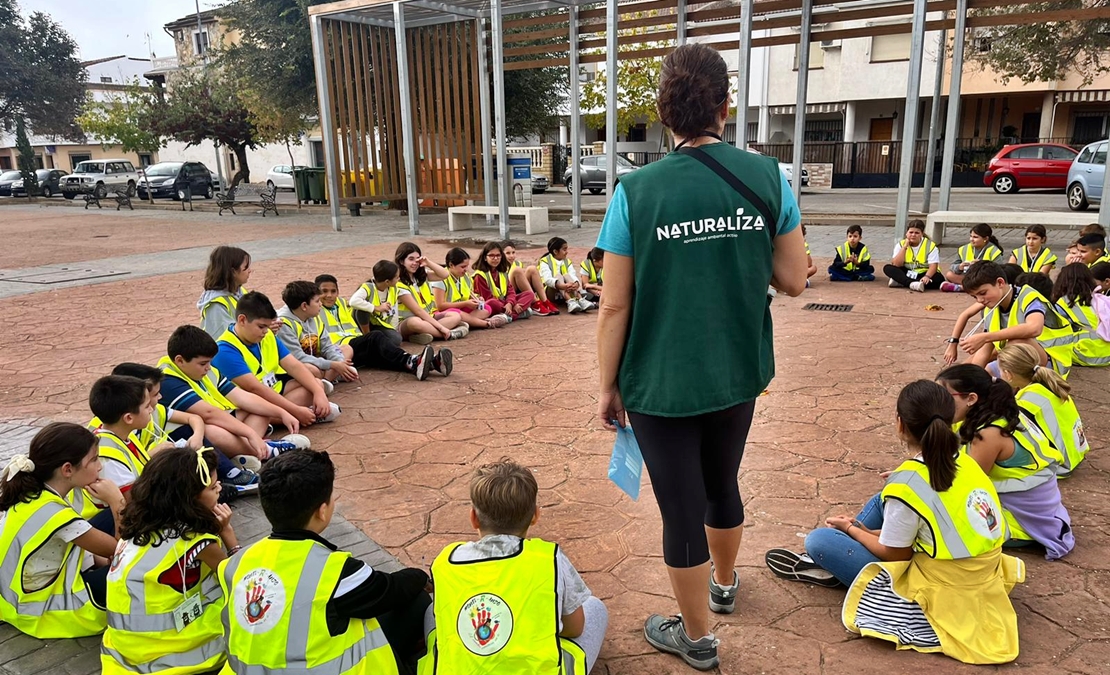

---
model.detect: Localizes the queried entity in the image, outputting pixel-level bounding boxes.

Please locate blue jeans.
[804,493,884,586]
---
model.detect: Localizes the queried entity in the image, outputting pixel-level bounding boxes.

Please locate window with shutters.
[870,34,911,62]
[793,43,824,70]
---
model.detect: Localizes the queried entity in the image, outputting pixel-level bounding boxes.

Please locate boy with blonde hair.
[420,459,607,673]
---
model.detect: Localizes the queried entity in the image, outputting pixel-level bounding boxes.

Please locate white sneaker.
[888,278,899,288]
[767,286,778,299]
[280,434,311,450]
[318,402,341,423]
[909,281,926,292]
[320,379,335,395]
[567,298,584,314]
[235,455,263,473]
[579,299,597,311]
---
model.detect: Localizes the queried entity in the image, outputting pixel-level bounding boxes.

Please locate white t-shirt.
[878,499,933,550]
[22,486,92,590]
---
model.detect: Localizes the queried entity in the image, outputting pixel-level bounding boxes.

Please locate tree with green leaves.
[969,2,1110,85]
[0,0,87,138]
[77,80,165,202]
[580,13,670,137]
[14,116,36,197]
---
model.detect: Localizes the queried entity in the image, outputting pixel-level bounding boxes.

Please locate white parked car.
[61,159,140,199]
[266,165,306,191]
[746,147,809,187]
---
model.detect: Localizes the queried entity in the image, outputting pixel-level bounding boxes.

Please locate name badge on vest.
[174,595,203,632]
[262,372,278,389]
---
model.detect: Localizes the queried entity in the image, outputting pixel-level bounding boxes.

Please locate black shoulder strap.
[677,146,779,239]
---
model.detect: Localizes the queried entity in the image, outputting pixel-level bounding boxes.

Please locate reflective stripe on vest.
[539,253,571,277]
[88,405,169,454]
[444,274,473,303]
[959,243,1002,263]
[320,299,362,344]
[200,291,244,324]
[96,429,149,475]
[900,239,936,274]
[510,260,523,271]
[1014,246,1055,273]
[280,315,326,357]
[1017,384,1089,475]
[427,538,575,674]
[158,357,236,412]
[217,329,284,394]
[0,490,105,637]
[398,281,435,314]
[976,417,1056,493]
[836,242,869,272]
[362,283,400,328]
[1055,299,1110,366]
[102,534,226,673]
[580,260,603,284]
[220,539,396,675]
[475,270,508,300]
[985,285,1074,377]
[880,455,1005,559]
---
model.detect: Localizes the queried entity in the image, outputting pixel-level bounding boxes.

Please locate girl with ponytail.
[998,343,1089,476]
[0,423,123,637]
[765,380,1020,664]
[937,364,1074,560]
[942,223,1005,292]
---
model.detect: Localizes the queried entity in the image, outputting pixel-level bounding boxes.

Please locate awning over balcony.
[1056,90,1110,103]
[770,102,848,116]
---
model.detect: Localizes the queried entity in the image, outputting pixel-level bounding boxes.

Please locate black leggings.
[883,264,943,289]
[628,401,756,568]
[348,331,412,373]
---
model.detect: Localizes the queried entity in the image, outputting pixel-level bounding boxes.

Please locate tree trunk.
[230,144,250,187]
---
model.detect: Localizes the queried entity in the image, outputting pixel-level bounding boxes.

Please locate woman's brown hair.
[0,423,97,511]
[657,44,729,139]
[203,246,250,292]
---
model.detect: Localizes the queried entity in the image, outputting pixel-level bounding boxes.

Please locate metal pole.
[476,18,495,227]
[1100,142,1110,226]
[735,0,754,150]
[491,0,511,237]
[605,0,618,205]
[922,28,946,214]
[310,15,343,231]
[570,5,582,228]
[394,2,420,235]
[195,0,226,189]
[791,0,812,205]
[677,0,687,45]
[894,0,928,238]
[939,0,967,214]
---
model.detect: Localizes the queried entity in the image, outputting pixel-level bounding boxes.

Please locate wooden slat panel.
[333,21,353,200]
[411,27,432,195]
[383,29,403,197]
[443,24,462,198]
[352,24,373,197]
[358,25,381,198]
[323,21,345,198]
[368,26,390,196]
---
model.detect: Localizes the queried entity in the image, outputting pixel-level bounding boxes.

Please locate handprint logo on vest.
[457,593,514,656]
[234,569,286,633]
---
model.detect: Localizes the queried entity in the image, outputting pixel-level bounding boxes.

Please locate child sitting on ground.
[1075,233,1110,267]
[884,219,941,292]
[474,241,535,321]
[579,247,605,302]
[803,225,818,287]
[942,223,1004,292]
[0,423,123,638]
[101,448,236,674]
[538,237,594,314]
[765,380,1021,664]
[279,280,444,382]
[505,241,556,315]
[395,242,469,344]
[1008,224,1056,275]
[348,262,403,344]
[212,291,339,430]
[1052,263,1110,368]
[88,376,161,507]
[432,248,511,329]
[220,450,432,672]
[314,274,366,347]
[420,458,608,674]
[1090,261,1110,292]
[943,261,1075,379]
[198,246,252,340]
[829,224,875,282]
[998,343,1089,478]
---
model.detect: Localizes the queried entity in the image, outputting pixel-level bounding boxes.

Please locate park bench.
[925,211,1095,244]
[447,205,549,235]
[83,186,134,211]
[216,184,279,217]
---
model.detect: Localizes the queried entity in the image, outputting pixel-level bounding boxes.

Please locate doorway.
[1020,112,1041,143]
[869,118,894,141]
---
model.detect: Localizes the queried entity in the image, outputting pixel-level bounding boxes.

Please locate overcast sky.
[20,0,228,62]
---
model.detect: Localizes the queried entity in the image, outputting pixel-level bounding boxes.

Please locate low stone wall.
[804,163,833,189]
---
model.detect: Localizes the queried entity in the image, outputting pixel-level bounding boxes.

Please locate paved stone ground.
[0,207,1107,674]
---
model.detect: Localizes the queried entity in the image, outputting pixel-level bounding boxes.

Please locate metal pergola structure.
[308,0,1110,237]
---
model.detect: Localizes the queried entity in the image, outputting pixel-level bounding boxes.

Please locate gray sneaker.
[709,566,738,614]
[408,332,434,345]
[643,614,719,671]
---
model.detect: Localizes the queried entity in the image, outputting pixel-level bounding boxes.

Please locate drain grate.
[802,303,854,312]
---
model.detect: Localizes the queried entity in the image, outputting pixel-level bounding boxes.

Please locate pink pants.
[486,291,535,319]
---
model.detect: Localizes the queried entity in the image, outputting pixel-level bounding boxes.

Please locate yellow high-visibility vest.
[319,299,362,345]
[475,270,509,300]
[984,285,1074,378]
[958,243,1003,264]
[836,242,870,272]
[158,357,237,412]
[1016,382,1089,477]
[580,259,604,284]
[899,239,937,274]
[538,253,572,277]
[217,329,285,393]
[1012,246,1056,273]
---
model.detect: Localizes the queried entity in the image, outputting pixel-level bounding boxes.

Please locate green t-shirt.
[607,143,785,417]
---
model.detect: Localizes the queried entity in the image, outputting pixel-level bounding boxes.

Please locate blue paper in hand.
[607,423,643,500]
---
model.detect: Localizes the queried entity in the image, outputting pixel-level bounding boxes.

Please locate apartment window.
[870,34,911,62]
[0,156,10,170]
[793,42,824,70]
[138,153,153,167]
[722,122,760,145]
[69,153,91,171]
[193,29,211,56]
[627,124,647,143]
[974,36,992,53]
[805,119,843,142]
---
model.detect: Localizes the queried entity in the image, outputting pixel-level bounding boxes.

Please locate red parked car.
[983,142,1078,193]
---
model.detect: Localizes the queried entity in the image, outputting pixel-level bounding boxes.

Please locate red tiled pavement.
[1,218,1108,673]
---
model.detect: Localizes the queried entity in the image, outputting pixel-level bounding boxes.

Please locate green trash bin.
[304,168,326,204]
[292,168,311,204]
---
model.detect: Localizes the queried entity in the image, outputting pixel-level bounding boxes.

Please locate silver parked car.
[563,154,639,194]
[1066,139,1106,211]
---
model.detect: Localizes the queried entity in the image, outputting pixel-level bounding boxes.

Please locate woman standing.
[595,43,807,671]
